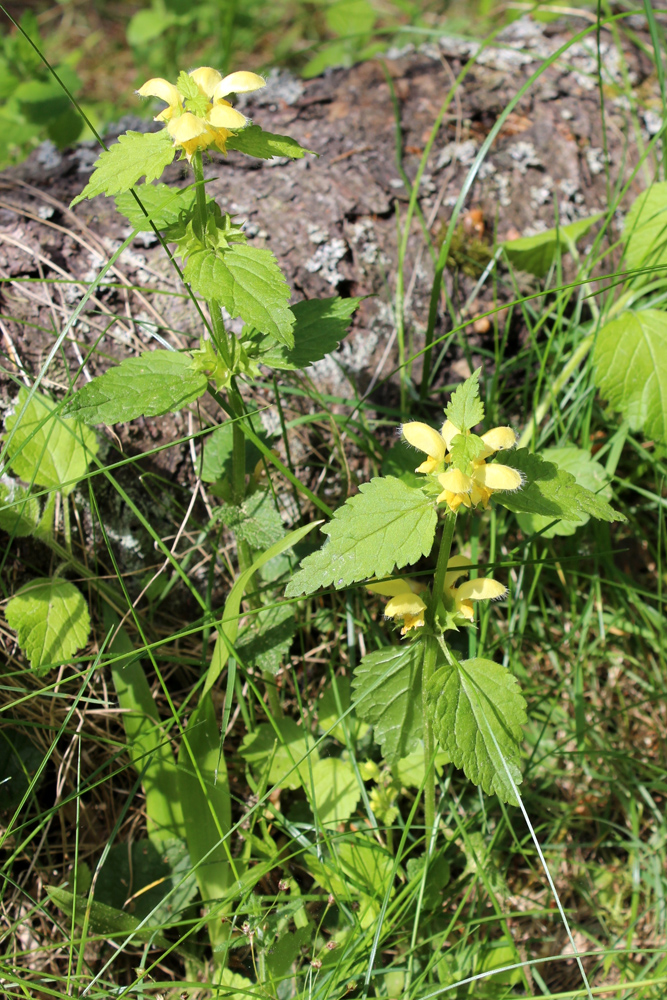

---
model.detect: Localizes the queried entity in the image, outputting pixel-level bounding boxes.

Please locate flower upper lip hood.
[367,557,506,632]
[401,418,522,512]
[137,67,266,159]
[444,555,507,620]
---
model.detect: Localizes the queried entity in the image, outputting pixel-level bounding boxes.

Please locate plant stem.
[422,512,457,851]
[517,333,593,449]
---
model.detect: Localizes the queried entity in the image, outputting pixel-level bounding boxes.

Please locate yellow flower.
[137,67,265,159]
[444,555,506,621]
[367,578,427,635]
[402,417,522,513]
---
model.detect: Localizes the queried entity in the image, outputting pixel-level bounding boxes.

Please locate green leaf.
[257,296,361,370]
[392,746,448,789]
[226,124,315,161]
[449,432,486,472]
[309,757,360,825]
[502,214,602,277]
[445,368,484,432]
[0,477,40,537]
[517,446,611,538]
[127,7,175,45]
[496,448,625,522]
[405,854,450,909]
[285,477,437,597]
[184,244,295,347]
[236,603,296,676]
[317,674,369,744]
[621,181,667,274]
[593,309,667,443]
[63,350,208,425]
[105,611,186,846]
[5,578,90,674]
[95,838,197,923]
[426,656,527,804]
[266,927,311,978]
[177,694,232,947]
[46,887,171,948]
[352,643,424,764]
[326,0,376,35]
[115,182,196,231]
[203,522,319,698]
[71,129,176,207]
[216,491,285,549]
[239,718,319,790]
[5,389,98,494]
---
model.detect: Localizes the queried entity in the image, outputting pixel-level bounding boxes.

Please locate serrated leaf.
[257,296,361,370]
[517,446,611,538]
[285,477,436,597]
[593,309,667,443]
[445,368,484,432]
[0,477,40,536]
[392,745,448,789]
[63,350,208,425]
[309,757,360,825]
[184,244,295,347]
[5,577,91,673]
[71,129,176,206]
[352,643,424,764]
[496,448,625,522]
[216,491,285,549]
[5,389,98,495]
[115,182,196,231]
[449,432,486,471]
[502,214,602,277]
[426,656,527,804]
[236,603,296,675]
[621,181,667,274]
[226,124,315,161]
[240,718,319,790]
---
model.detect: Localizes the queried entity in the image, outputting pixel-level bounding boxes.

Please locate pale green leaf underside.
[258,296,361,370]
[71,130,176,207]
[240,718,319,790]
[496,448,624,522]
[5,577,91,674]
[285,477,437,597]
[184,244,295,347]
[115,182,196,231]
[427,656,527,804]
[226,124,315,160]
[5,389,99,495]
[593,309,667,443]
[309,757,360,825]
[0,478,40,537]
[63,350,208,425]
[621,181,667,273]
[502,214,602,277]
[352,643,424,764]
[517,446,611,538]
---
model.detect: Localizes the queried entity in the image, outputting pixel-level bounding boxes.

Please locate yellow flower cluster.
[402,419,522,513]
[137,67,266,159]
[367,556,506,634]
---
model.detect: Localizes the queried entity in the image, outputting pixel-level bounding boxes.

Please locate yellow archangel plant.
[402,419,523,512]
[367,555,507,635]
[137,67,266,159]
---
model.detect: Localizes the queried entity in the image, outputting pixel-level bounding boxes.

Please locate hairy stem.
[422,512,456,850]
